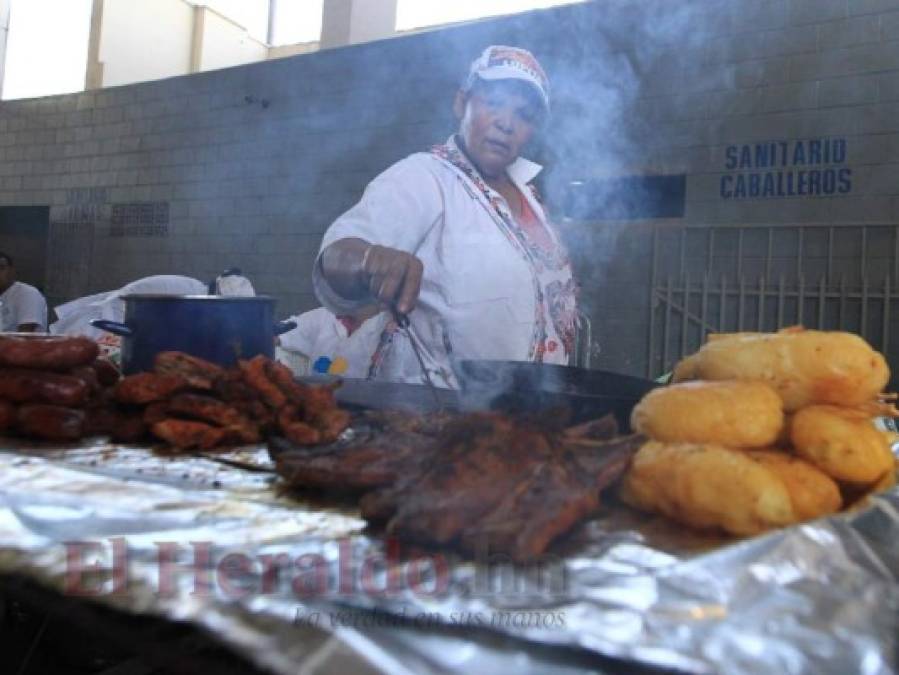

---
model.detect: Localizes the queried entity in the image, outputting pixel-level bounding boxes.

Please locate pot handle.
[90,319,134,337]
[274,320,297,336]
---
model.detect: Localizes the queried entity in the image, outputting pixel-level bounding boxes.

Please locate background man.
[0,251,48,332]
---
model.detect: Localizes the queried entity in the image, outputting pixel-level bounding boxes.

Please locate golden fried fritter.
[630,380,783,448]
[620,441,796,536]
[746,450,842,521]
[672,328,889,412]
[790,405,895,484]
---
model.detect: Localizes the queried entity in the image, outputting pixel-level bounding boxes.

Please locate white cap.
[465,45,550,111]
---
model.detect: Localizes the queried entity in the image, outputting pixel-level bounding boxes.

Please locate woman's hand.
[361,245,423,315]
[320,238,423,315]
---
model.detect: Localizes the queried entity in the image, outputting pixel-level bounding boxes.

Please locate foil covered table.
[0,437,896,674]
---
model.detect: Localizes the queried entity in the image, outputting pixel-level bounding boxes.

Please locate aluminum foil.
[0,437,896,675]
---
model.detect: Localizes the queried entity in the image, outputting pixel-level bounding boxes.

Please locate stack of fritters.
[624,327,897,536]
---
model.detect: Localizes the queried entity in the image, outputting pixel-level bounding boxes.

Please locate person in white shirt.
[50,275,209,340]
[0,252,48,332]
[50,273,256,340]
[314,46,577,387]
[278,305,387,378]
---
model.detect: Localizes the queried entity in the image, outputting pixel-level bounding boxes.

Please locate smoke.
[536,0,714,202]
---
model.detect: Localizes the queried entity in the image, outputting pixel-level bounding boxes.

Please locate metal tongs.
[392,308,443,410]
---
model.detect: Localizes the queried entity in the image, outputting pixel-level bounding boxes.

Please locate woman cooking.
[314,46,577,387]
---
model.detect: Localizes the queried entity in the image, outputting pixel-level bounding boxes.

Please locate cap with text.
[465,45,550,111]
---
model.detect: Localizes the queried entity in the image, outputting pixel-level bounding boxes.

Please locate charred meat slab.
[275,411,642,561]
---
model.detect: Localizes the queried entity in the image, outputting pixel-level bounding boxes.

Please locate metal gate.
[647,224,899,380]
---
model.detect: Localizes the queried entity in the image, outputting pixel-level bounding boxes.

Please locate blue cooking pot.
[91,294,296,374]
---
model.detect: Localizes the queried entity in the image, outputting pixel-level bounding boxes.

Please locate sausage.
[69,365,101,394]
[17,405,85,441]
[0,336,99,370]
[0,369,90,407]
[91,358,121,387]
[0,400,16,432]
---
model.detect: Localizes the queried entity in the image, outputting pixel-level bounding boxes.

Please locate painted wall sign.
[720,138,851,200]
[109,202,169,237]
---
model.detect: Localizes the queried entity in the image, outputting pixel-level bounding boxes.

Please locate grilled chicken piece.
[165,393,260,444]
[266,358,339,412]
[142,401,170,426]
[278,405,321,446]
[154,351,224,390]
[167,393,246,427]
[115,372,190,405]
[238,355,287,409]
[212,370,276,430]
[151,419,227,450]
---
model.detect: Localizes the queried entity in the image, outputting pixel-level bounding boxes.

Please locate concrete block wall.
[0,0,898,376]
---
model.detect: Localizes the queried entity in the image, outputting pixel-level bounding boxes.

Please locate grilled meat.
[166,393,260,444]
[238,355,288,409]
[275,411,640,561]
[115,372,190,405]
[458,436,643,560]
[151,419,227,450]
[154,351,224,390]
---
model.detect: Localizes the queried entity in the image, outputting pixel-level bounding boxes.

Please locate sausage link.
[70,366,101,394]
[0,400,15,431]
[17,405,85,441]
[0,369,90,407]
[91,358,122,387]
[0,336,99,370]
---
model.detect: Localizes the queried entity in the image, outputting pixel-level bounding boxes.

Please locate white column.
[84,0,104,89]
[320,0,397,49]
[0,0,10,96]
[189,4,205,73]
[267,0,278,45]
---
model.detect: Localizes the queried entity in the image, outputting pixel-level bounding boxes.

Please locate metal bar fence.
[648,224,899,379]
